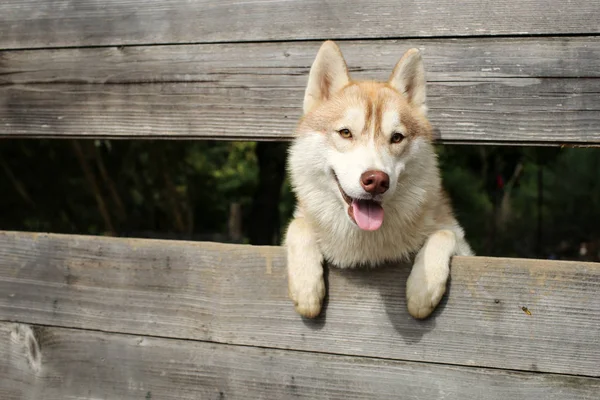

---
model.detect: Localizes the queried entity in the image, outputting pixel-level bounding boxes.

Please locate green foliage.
[0,140,259,240]
[1,140,598,261]
[438,145,599,260]
[545,148,600,249]
[437,145,493,253]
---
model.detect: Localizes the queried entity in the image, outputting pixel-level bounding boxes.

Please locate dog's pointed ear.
[303,41,350,114]
[389,48,427,115]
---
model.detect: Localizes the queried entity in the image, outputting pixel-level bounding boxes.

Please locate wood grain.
[1,38,599,143]
[1,80,598,143]
[1,0,599,49]
[2,323,599,400]
[0,231,599,377]
[3,38,599,83]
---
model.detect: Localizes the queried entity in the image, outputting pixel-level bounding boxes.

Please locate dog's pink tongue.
[352,200,384,231]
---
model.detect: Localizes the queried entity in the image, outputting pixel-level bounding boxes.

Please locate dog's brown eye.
[338,128,352,139]
[391,132,405,143]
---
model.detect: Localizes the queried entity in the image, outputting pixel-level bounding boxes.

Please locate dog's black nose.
[360,170,390,194]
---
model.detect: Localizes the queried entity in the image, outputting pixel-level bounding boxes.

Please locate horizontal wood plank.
[5,37,600,84]
[0,231,599,377]
[1,80,598,143]
[4,38,599,84]
[1,0,599,50]
[1,38,599,143]
[2,323,599,400]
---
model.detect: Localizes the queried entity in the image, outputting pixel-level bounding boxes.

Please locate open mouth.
[333,174,385,231]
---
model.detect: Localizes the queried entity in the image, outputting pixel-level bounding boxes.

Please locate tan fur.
[285,41,473,320]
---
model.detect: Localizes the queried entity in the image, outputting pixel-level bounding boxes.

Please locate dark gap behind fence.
[0,139,598,261]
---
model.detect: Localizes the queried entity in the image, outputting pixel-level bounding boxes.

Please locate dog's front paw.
[288,273,325,319]
[406,265,449,319]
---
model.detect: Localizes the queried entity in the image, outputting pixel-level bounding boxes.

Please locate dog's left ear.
[389,49,427,115]
[303,41,350,114]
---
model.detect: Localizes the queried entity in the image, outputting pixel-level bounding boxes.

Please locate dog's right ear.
[303,41,350,114]
[388,48,428,116]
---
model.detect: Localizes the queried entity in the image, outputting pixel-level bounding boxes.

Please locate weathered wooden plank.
[1,231,599,377]
[1,80,598,143]
[1,38,598,143]
[2,323,599,400]
[3,38,599,83]
[1,0,599,50]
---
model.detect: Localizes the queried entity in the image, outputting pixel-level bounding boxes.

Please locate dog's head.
[289,41,435,231]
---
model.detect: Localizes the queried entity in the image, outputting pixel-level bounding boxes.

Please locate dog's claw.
[406,292,442,319]
[406,269,448,319]
[289,277,325,319]
[294,298,322,318]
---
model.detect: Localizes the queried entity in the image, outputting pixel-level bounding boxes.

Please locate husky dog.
[284,41,473,320]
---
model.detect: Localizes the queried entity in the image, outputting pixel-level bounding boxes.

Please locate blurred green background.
[1,140,598,261]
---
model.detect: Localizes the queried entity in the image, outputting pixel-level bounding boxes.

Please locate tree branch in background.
[498,161,524,228]
[248,142,288,245]
[93,142,127,222]
[479,147,494,255]
[0,158,36,208]
[162,170,187,233]
[228,202,243,243]
[157,151,188,234]
[71,141,115,236]
[185,197,194,236]
[536,162,544,257]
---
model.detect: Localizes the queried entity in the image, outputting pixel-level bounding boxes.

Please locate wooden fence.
[1,1,599,398]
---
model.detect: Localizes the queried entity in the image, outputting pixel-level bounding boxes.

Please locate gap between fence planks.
[1,0,599,50]
[0,231,598,378]
[2,323,599,400]
[1,38,599,143]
